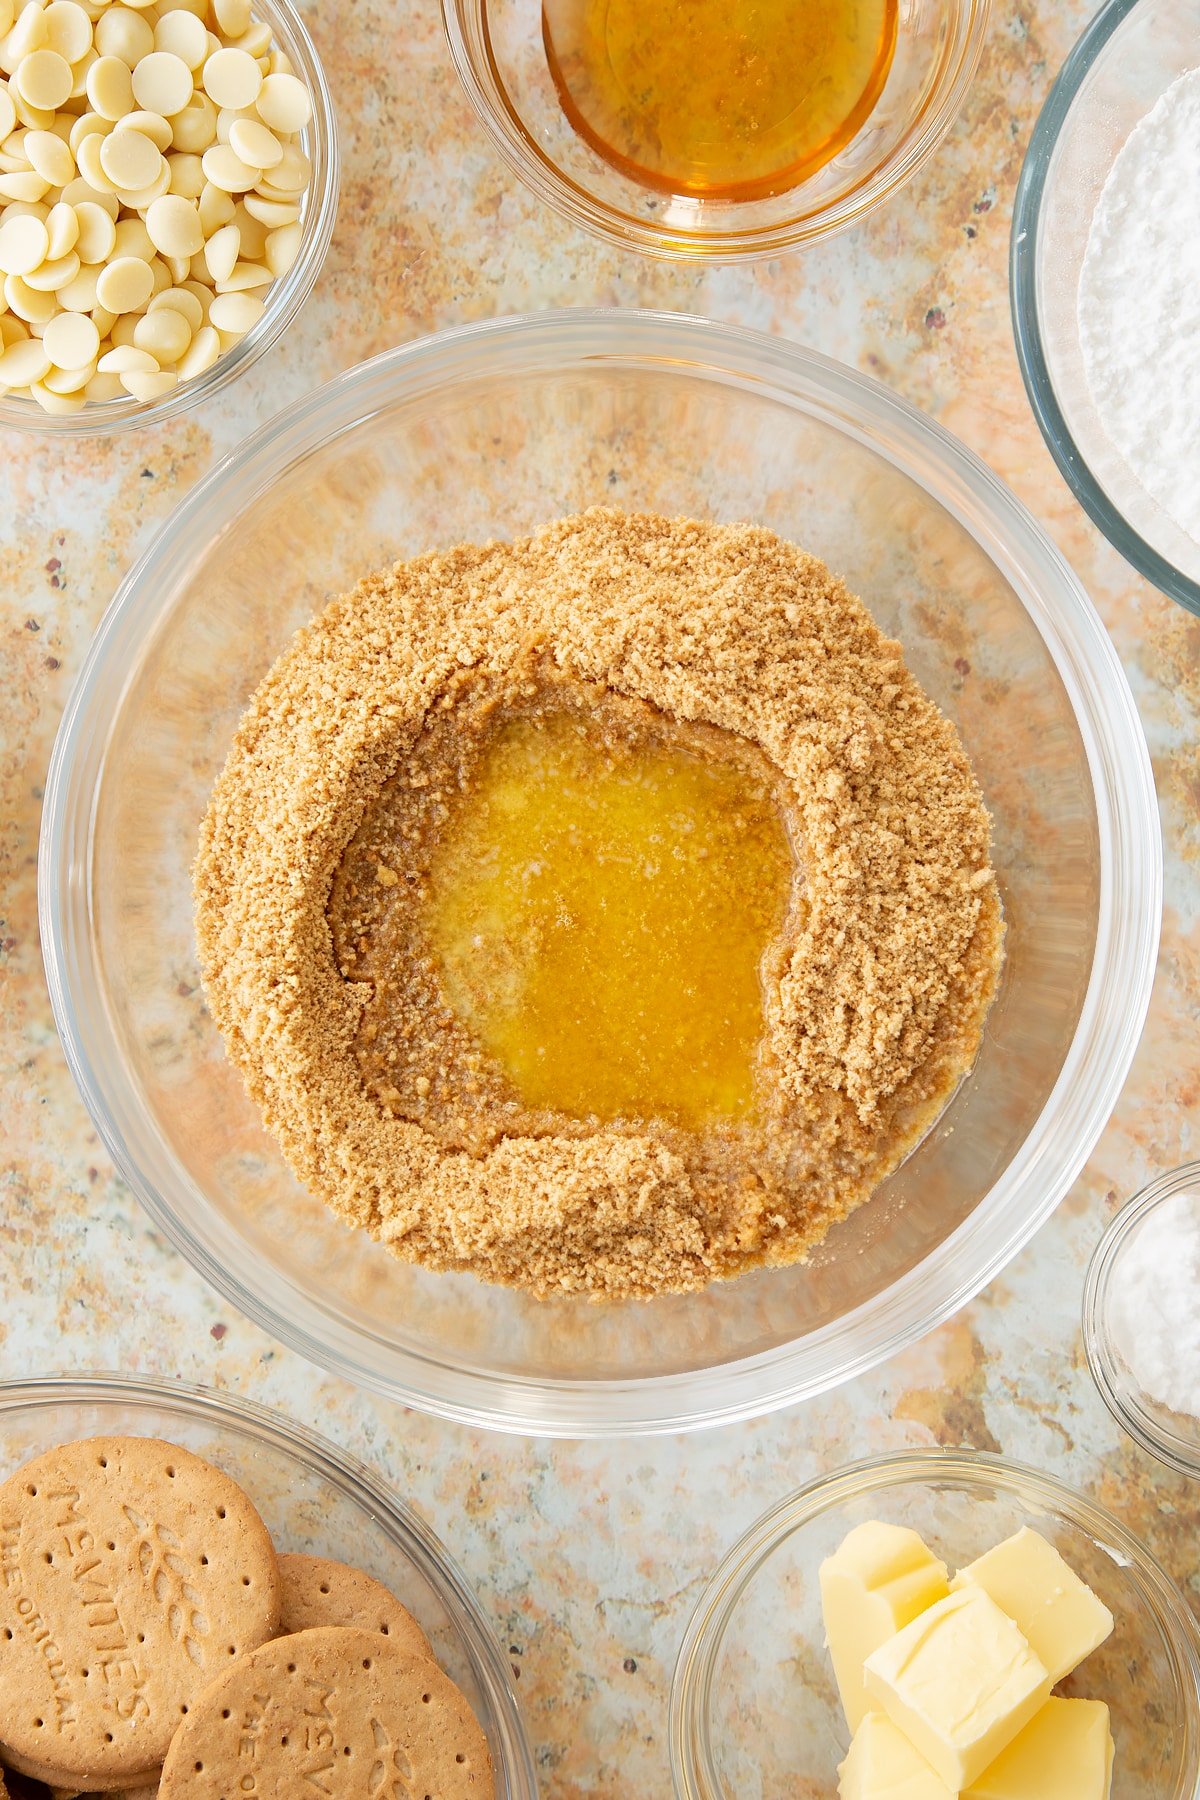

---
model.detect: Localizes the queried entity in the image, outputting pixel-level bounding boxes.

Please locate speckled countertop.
[2,0,1198,1792]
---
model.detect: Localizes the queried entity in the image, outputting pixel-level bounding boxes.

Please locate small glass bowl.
[1084,1162,1200,1479]
[441,0,990,260]
[0,0,339,438]
[1011,0,1200,615]
[0,1372,537,1799]
[669,1449,1200,1799]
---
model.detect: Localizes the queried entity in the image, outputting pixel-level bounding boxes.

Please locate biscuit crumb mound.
[194,509,1003,1301]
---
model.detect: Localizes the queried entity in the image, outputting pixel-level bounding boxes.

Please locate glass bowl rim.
[37,306,1162,1437]
[439,0,992,260]
[0,1368,539,1798]
[1083,1160,1200,1479]
[0,0,340,439]
[668,1445,1200,1800]
[1009,0,1200,616]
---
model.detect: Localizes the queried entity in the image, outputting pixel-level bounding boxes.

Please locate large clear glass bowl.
[669,1450,1200,1798]
[0,1372,536,1798]
[1011,0,1200,613]
[442,0,989,259]
[39,309,1160,1436]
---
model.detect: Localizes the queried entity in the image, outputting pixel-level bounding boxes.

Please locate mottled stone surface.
[1,1,1198,1793]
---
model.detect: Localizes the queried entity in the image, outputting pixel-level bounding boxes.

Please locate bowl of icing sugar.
[1084,1161,1200,1478]
[1011,0,1200,615]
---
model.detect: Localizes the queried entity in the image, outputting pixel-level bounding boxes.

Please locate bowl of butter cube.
[0,0,337,428]
[670,1449,1200,1799]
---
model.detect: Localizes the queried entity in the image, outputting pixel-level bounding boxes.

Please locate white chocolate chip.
[215,256,267,292]
[15,47,73,110]
[44,1,94,65]
[56,261,100,308]
[175,316,217,376]
[86,54,134,120]
[0,332,51,383]
[201,139,256,191]
[24,125,74,183]
[43,355,97,391]
[120,364,176,398]
[0,209,48,272]
[207,286,260,332]
[202,45,260,109]
[42,305,99,366]
[73,198,116,261]
[82,366,123,399]
[145,189,201,255]
[44,198,79,258]
[240,191,297,227]
[255,70,310,133]
[29,377,85,411]
[213,0,251,39]
[131,49,192,114]
[133,301,189,359]
[197,176,233,232]
[97,340,157,370]
[264,217,299,277]
[149,281,201,326]
[99,123,160,188]
[228,113,279,169]
[95,250,153,311]
[167,150,204,196]
[112,214,153,258]
[0,168,48,200]
[153,8,207,68]
[95,7,154,66]
[170,88,216,151]
[122,107,172,149]
[202,218,236,279]
[24,250,80,290]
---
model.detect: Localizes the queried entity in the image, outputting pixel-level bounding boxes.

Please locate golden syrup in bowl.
[542,0,898,201]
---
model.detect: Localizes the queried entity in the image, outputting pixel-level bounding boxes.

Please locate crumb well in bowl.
[669,1450,1200,1798]
[442,0,990,259]
[40,310,1159,1435]
[0,1372,537,1800]
[1011,0,1200,614]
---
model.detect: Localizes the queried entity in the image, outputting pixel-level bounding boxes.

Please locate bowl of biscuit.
[0,1372,536,1798]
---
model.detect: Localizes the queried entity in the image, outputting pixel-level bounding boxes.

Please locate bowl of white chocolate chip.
[670,1450,1200,1799]
[0,0,337,428]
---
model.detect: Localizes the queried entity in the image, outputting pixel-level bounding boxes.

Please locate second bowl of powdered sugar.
[1011,0,1200,615]
[1084,1161,1200,1479]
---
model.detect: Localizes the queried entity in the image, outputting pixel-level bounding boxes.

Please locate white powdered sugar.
[1079,68,1200,547]
[1109,1189,1200,1420]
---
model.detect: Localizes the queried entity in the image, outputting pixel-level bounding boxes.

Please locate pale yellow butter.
[820,1522,950,1732]
[951,1526,1114,1683]
[862,1585,1052,1789]
[963,1697,1115,1798]
[838,1712,954,1799]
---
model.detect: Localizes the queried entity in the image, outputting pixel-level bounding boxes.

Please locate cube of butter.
[820,1522,950,1732]
[838,1712,954,1799]
[963,1697,1114,1798]
[862,1585,1052,1789]
[951,1527,1114,1683]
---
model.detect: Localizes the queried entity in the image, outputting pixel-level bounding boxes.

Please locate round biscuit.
[0,1437,281,1785]
[159,1626,494,1798]
[276,1554,433,1661]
